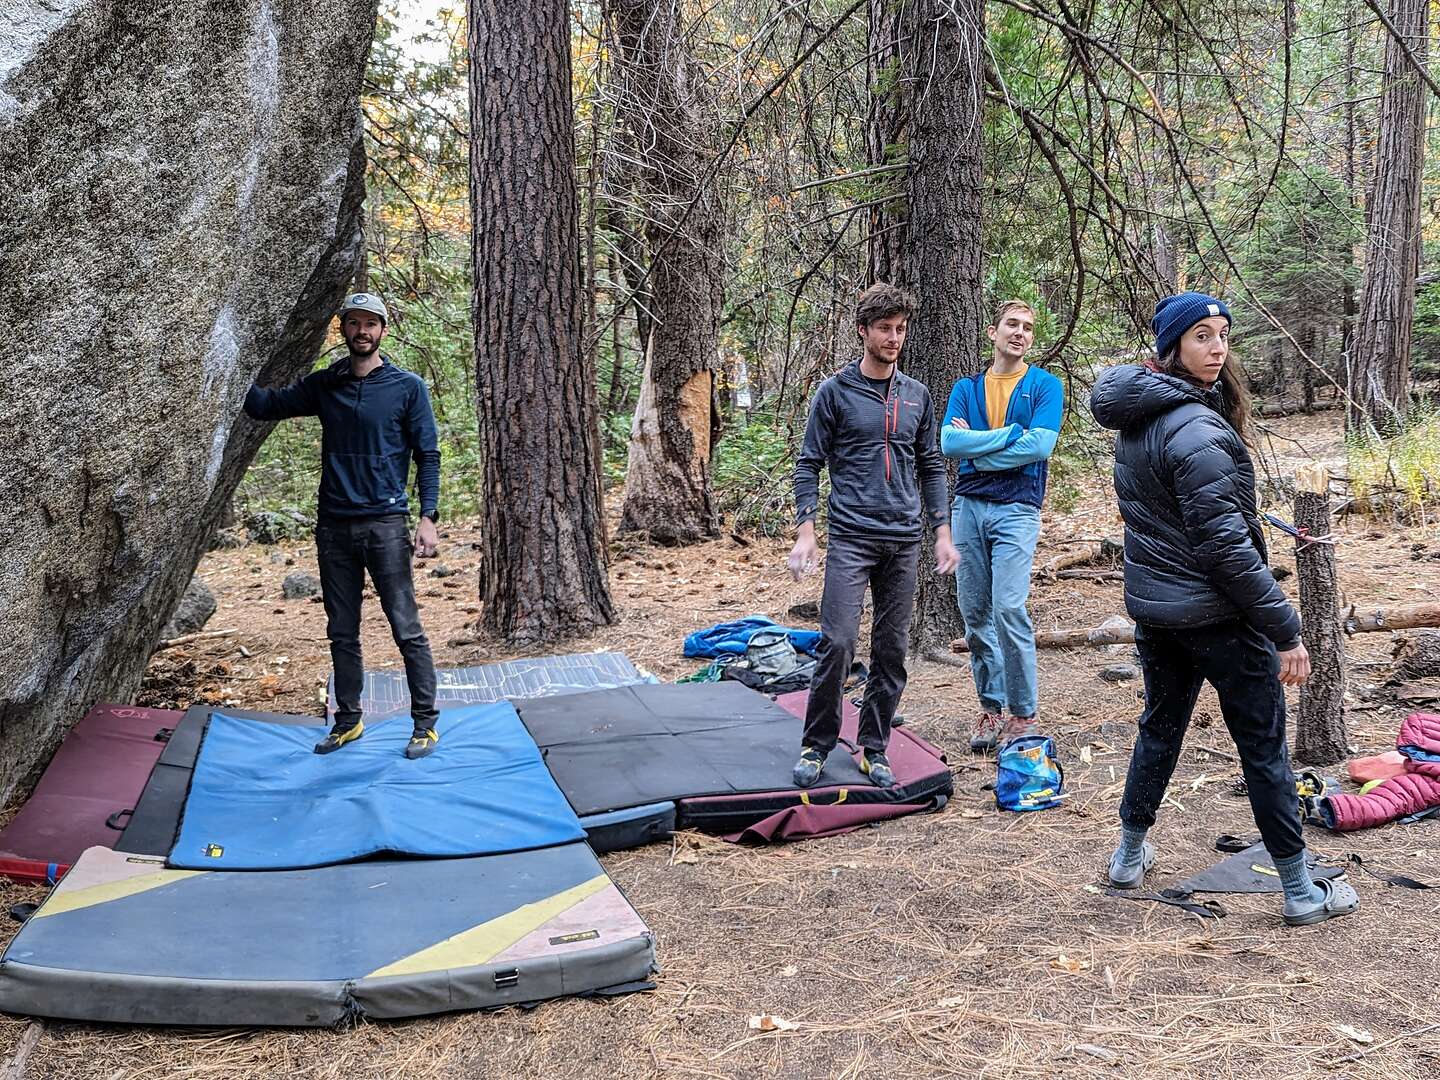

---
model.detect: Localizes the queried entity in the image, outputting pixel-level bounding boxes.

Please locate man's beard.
[348,337,379,356]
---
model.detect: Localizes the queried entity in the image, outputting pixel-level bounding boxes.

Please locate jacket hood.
[1090,364,1219,431]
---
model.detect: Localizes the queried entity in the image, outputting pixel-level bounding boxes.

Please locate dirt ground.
[1,412,1437,1079]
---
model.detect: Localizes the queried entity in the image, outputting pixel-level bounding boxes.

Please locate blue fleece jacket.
[243,355,441,521]
[941,365,1064,508]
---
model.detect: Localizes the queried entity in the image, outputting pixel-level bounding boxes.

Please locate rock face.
[0,0,376,802]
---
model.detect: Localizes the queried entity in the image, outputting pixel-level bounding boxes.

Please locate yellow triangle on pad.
[366,874,611,979]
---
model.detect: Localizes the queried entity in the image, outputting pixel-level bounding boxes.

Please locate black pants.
[802,534,920,754]
[317,515,438,732]
[1122,620,1303,860]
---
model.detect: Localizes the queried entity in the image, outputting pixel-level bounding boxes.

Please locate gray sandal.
[1106,841,1156,890]
[1283,876,1359,926]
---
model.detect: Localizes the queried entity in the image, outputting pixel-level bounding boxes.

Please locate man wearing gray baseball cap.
[244,292,443,759]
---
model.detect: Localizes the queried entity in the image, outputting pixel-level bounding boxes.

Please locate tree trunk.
[469,0,616,643]
[1293,465,1349,764]
[1351,0,1428,432]
[866,0,907,285]
[611,0,725,544]
[901,0,986,655]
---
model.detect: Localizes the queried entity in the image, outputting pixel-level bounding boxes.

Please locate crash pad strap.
[1344,854,1434,890]
[1106,888,1227,919]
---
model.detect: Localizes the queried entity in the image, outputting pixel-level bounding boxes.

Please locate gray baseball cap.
[338,292,389,324]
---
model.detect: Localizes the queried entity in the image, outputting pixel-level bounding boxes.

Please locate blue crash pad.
[168,704,585,870]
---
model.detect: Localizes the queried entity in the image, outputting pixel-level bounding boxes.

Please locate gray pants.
[802,534,920,754]
[317,515,438,732]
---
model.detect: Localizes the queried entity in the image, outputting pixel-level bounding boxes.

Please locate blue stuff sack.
[995,735,1066,812]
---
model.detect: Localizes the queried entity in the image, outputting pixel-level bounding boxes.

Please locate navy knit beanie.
[1152,292,1231,361]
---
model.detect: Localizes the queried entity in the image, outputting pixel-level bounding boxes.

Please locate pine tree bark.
[1294,465,1349,764]
[866,0,908,285]
[469,0,616,642]
[1351,0,1428,431]
[611,0,725,544]
[901,0,986,654]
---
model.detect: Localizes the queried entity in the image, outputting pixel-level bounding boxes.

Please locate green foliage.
[1346,402,1440,513]
[712,413,805,536]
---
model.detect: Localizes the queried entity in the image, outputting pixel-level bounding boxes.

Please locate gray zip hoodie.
[794,361,949,540]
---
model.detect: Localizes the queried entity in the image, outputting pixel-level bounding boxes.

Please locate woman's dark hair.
[855,282,918,335]
[1155,345,1256,445]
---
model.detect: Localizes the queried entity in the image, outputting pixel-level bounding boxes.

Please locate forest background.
[239,0,1440,561]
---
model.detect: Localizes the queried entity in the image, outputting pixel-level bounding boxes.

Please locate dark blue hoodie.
[244,355,440,521]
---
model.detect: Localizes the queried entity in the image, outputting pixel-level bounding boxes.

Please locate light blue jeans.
[952,495,1041,717]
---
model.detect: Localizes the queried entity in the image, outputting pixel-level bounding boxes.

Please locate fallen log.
[1037,538,1123,578]
[1053,570,1125,582]
[152,627,239,652]
[949,602,1440,654]
[951,622,1136,653]
[1344,603,1440,635]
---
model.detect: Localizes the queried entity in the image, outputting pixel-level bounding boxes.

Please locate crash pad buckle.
[494,968,520,989]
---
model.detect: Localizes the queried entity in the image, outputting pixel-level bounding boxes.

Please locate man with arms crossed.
[941,300,1064,751]
[788,283,959,788]
[243,292,443,760]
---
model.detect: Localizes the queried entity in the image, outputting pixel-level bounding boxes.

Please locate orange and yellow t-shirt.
[985,364,1028,430]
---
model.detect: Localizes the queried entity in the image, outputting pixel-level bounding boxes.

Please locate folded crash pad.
[516,683,952,837]
[0,704,179,882]
[0,844,654,1026]
[330,651,650,722]
[168,703,585,870]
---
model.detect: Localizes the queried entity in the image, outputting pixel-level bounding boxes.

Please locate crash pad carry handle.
[106,808,133,831]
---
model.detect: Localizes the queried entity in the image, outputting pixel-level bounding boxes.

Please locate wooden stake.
[1293,464,1348,765]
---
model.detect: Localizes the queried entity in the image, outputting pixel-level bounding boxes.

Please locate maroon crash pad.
[0,704,178,882]
[683,691,952,842]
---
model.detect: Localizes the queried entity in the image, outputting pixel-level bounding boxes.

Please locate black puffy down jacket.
[1089,365,1301,648]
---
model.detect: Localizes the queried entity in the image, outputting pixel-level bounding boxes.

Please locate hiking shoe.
[1002,714,1039,741]
[859,750,895,788]
[1106,841,1156,890]
[405,728,439,760]
[969,711,1005,752]
[792,746,826,788]
[314,720,364,755]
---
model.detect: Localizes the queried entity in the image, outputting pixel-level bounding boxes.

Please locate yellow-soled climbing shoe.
[315,720,364,755]
[405,728,440,760]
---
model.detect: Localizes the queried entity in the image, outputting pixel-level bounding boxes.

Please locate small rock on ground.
[282,572,321,600]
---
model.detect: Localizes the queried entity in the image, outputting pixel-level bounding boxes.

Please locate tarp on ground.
[329,651,651,722]
[0,704,179,882]
[168,703,585,870]
[516,683,952,835]
[0,844,655,1026]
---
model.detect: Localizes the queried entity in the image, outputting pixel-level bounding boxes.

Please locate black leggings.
[1121,619,1304,860]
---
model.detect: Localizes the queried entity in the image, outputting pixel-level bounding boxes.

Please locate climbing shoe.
[314,720,364,755]
[969,711,1005,752]
[859,750,895,788]
[405,728,440,760]
[792,745,826,788]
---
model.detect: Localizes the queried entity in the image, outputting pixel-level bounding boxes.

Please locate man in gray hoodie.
[787,283,959,788]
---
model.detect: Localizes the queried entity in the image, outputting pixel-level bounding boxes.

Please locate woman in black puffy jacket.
[1088,291,1357,926]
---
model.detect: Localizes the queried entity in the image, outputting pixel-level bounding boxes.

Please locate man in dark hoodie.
[243,293,443,760]
[787,283,959,789]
